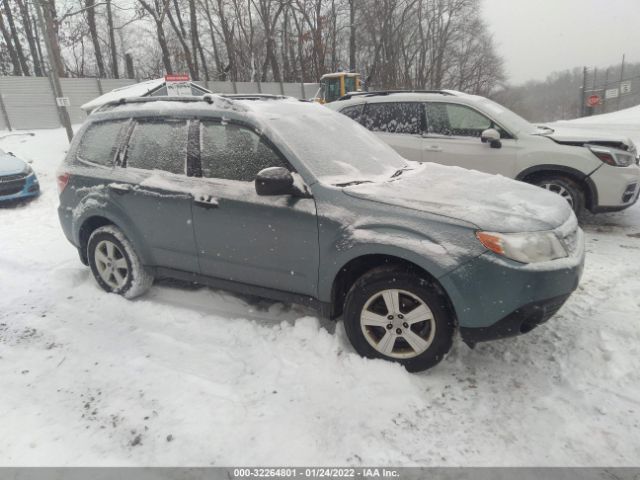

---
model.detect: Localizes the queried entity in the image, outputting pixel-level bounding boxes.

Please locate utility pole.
[35,0,73,142]
[617,53,625,111]
[580,66,587,117]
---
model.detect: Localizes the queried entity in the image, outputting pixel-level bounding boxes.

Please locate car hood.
[540,125,636,152]
[0,153,28,175]
[343,163,573,233]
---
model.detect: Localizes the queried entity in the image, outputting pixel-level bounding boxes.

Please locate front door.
[422,102,520,177]
[191,120,319,296]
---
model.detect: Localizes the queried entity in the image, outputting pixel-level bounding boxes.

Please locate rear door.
[359,102,425,162]
[422,102,519,176]
[110,118,199,272]
[190,119,320,296]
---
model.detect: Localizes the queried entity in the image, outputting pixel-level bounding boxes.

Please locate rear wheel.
[343,266,454,372]
[533,175,585,215]
[87,225,153,298]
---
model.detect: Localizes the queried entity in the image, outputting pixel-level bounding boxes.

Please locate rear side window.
[340,105,364,122]
[361,102,422,134]
[126,120,188,174]
[77,120,128,166]
[200,121,289,182]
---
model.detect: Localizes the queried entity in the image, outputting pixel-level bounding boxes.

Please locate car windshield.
[262,102,407,185]
[475,97,538,135]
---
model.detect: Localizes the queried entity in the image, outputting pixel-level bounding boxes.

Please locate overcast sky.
[481,0,640,85]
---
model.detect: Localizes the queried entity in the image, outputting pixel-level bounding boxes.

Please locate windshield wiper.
[536,125,555,134]
[390,166,413,178]
[334,180,373,187]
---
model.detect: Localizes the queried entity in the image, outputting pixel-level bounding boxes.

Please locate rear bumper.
[459,294,571,346]
[0,173,40,202]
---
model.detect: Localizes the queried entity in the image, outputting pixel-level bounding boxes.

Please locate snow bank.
[551,103,640,147]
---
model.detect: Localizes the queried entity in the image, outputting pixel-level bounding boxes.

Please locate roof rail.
[95,94,230,112]
[337,90,455,101]
[220,93,289,101]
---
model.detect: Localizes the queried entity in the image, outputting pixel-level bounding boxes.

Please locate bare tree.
[85,0,106,77]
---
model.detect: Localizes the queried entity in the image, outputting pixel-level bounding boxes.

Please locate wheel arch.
[516,164,599,211]
[328,253,457,323]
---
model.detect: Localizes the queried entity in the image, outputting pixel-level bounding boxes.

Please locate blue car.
[0,148,40,202]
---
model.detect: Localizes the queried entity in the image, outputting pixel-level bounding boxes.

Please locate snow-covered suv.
[326,91,640,214]
[58,95,584,372]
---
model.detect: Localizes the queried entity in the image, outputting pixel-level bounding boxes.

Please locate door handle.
[193,195,219,209]
[108,183,133,194]
[424,145,443,152]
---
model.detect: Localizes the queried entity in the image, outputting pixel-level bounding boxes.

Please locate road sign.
[165,74,191,96]
[587,94,601,107]
[605,88,619,99]
[621,81,632,95]
[55,97,70,107]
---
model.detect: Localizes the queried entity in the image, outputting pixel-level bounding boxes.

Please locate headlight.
[588,145,635,167]
[476,230,567,264]
[22,164,33,175]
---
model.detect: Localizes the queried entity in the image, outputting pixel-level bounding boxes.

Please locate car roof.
[87,94,311,122]
[329,90,484,108]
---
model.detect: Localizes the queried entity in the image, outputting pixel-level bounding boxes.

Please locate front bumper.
[588,163,640,212]
[0,172,40,202]
[459,294,571,346]
[439,220,585,344]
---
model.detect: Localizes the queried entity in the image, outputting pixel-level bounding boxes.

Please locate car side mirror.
[255,167,297,196]
[481,128,502,149]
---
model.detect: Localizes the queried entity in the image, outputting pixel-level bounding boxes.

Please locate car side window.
[77,120,128,166]
[361,102,422,134]
[200,121,289,182]
[125,120,188,174]
[426,103,507,138]
[340,105,364,122]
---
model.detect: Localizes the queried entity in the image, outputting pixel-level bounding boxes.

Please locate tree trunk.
[16,0,43,76]
[189,0,209,80]
[166,5,197,79]
[40,0,66,77]
[86,0,106,77]
[3,1,30,75]
[137,0,173,74]
[106,0,119,78]
[349,0,356,72]
[0,11,23,75]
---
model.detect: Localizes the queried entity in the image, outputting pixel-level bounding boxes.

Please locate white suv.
[326,91,640,214]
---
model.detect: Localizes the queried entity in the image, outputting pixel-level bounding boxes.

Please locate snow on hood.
[81,79,165,112]
[0,152,28,175]
[542,125,635,150]
[343,163,573,232]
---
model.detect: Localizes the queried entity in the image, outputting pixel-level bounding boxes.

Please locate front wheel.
[343,266,454,372]
[533,176,585,215]
[87,225,153,299]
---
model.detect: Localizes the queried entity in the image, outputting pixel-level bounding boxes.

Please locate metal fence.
[0,76,321,131]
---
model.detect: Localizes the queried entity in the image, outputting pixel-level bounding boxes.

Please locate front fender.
[317,222,482,302]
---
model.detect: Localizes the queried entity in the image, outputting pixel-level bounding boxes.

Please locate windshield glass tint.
[264,103,406,184]
[477,98,537,134]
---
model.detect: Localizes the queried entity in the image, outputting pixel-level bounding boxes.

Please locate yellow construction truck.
[315,72,362,103]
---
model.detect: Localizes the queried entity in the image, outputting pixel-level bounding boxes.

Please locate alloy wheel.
[94,239,129,290]
[360,288,436,359]
[540,182,575,209]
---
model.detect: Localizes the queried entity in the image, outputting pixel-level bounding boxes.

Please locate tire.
[343,266,454,372]
[87,225,153,299]
[532,175,585,215]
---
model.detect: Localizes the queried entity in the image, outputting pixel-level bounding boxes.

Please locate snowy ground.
[1,123,640,466]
